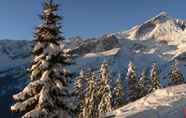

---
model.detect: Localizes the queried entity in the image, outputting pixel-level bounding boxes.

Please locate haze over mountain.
[0,12,186,117]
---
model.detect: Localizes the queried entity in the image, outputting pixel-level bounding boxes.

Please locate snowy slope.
[105,84,186,118]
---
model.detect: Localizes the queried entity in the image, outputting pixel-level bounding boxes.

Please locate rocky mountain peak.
[123,11,186,42]
[148,11,170,23]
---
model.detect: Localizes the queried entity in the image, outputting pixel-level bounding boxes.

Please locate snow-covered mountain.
[0,40,32,70]
[1,12,186,117]
[70,11,186,82]
[105,84,186,118]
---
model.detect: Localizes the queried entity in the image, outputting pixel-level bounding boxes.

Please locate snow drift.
[105,84,186,118]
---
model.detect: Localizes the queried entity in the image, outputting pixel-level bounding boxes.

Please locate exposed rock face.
[105,84,186,118]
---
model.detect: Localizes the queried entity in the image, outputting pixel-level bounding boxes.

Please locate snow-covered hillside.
[0,12,186,117]
[105,84,186,118]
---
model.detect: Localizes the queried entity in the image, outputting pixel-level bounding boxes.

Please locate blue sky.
[0,0,185,40]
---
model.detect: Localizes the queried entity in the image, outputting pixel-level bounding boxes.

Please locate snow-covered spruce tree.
[74,70,89,118]
[126,62,140,102]
[11,0,74,118]
[98,63,113,117]
[74,70,86,99]
[150,63,161,90]
[113,77,125,109]
[82,73,98,118]
[169,63,184,86]
[138,69,153,97]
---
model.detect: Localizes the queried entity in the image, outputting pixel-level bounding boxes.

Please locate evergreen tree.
[113,76,125,109]
[138,69,153,97]
[11,0,74,117]
[74,70,86,101]
[126,62,140,102]
[74,70,84,117]
[169,63,184,86]
[151,63,161,90]
[74,70,89,118]
[97,63,113,117]
[82,73,98,118]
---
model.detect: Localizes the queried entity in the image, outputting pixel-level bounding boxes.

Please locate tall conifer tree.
[74,70,89,118]
[11,0,74,117]
[126,62,140,102]
[169,62,184,86]
[151,63,161,90]
[113,76,125,109]
[138,69,153,97]
[98,63,113,117]
[82,73,98,118]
